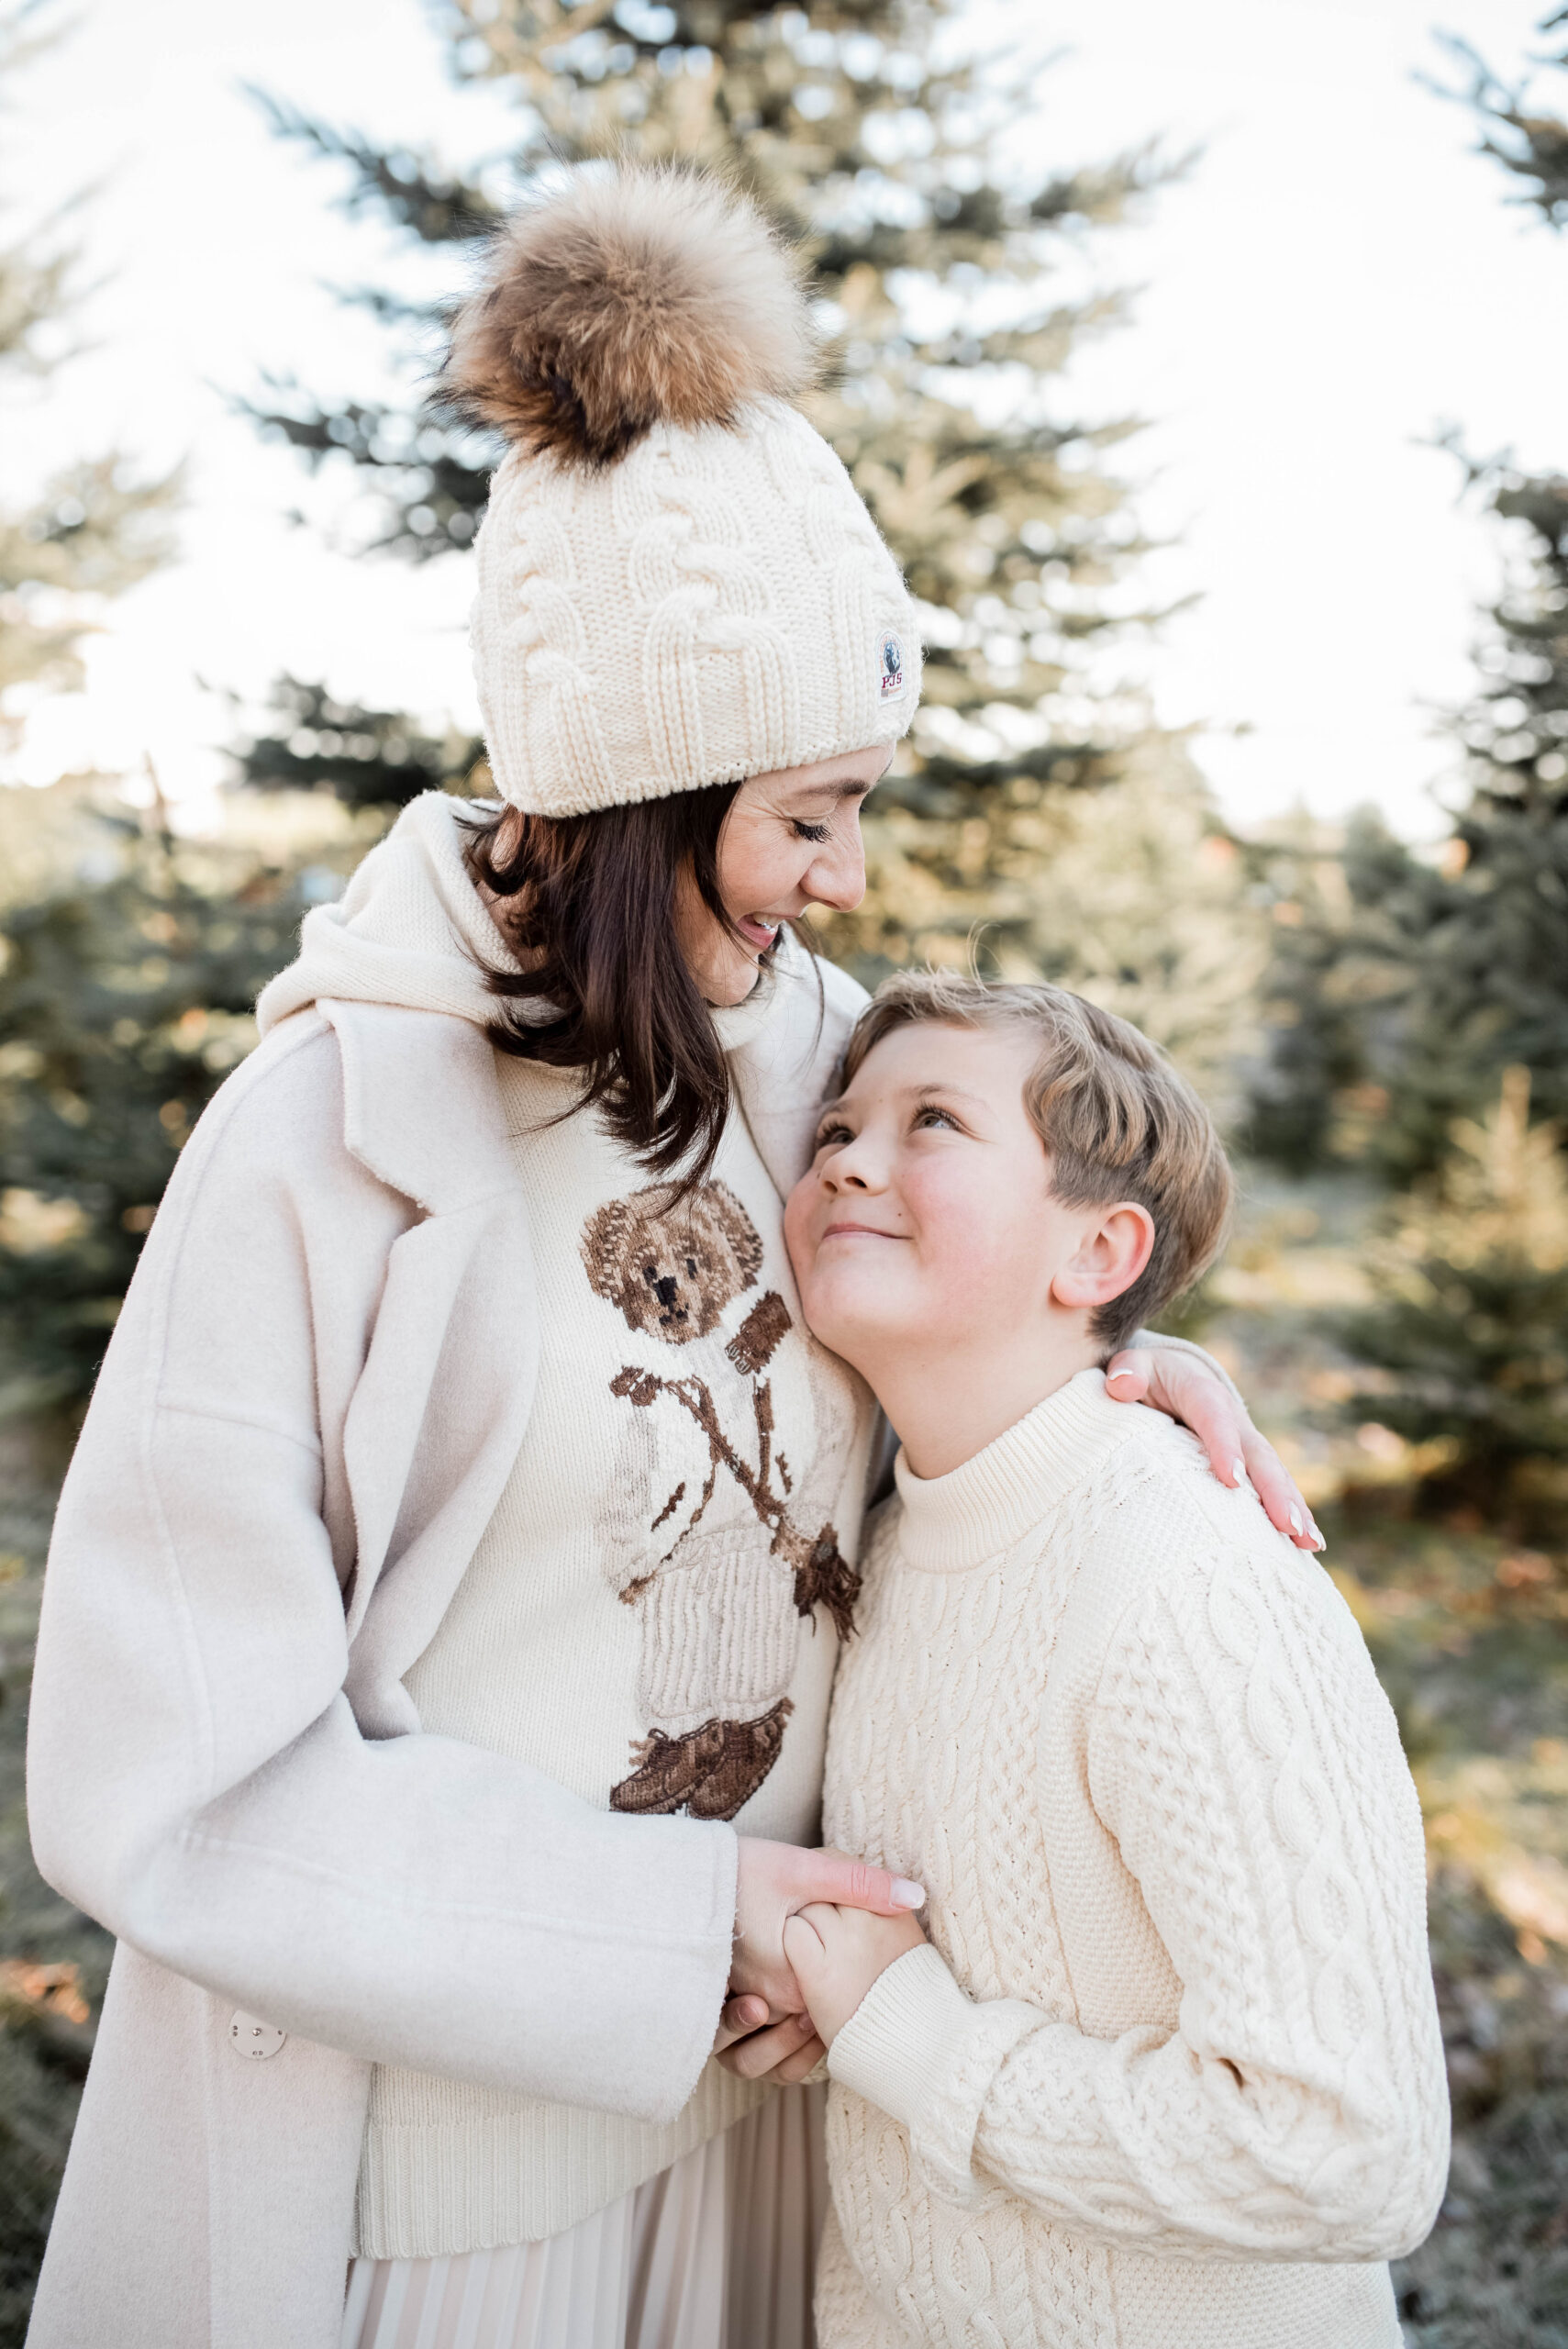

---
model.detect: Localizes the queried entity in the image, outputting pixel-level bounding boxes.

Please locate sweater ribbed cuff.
[828,1945,1043,2206]
[827,1943,981,2134]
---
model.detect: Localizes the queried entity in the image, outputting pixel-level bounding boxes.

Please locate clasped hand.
[715,1838,927,2084]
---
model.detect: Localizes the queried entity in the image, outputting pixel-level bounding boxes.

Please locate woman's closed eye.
[792,818,831,843]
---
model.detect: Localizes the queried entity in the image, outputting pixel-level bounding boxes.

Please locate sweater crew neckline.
[892,1368,1136,1572]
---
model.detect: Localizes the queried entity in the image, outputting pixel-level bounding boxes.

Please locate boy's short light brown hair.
[838,972,1234,1353]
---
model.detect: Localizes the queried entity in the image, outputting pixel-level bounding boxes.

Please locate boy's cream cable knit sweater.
[818,1369,1449,2349]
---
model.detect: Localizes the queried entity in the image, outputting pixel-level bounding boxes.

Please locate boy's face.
[784,1019,1116,1372]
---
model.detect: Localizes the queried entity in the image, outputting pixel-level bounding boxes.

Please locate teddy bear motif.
[581,1179,861,1822]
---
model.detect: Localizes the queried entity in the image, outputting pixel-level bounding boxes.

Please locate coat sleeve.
[26,1019,737,2128]
[828,1540,1450,2261]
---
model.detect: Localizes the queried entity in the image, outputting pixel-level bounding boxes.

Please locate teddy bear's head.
[582,1180,764,1345]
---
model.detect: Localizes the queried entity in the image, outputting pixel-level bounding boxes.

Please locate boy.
[779,973,1449,2349]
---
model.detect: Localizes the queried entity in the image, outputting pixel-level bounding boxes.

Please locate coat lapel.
[320,1001,539,1702]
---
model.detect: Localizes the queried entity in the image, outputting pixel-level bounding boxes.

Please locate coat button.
[228,2010,286,2059]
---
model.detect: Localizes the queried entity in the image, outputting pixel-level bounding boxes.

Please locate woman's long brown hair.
[461,783,753,1188]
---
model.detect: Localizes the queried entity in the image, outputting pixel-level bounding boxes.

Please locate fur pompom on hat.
[446,164,817,468]
[456,161,920,818]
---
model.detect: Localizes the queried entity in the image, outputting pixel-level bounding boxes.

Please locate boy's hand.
[780,1900,928,2048]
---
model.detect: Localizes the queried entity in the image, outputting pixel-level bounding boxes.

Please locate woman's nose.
[805,813,867,914]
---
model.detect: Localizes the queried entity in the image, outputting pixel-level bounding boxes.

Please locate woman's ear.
[1051,1202,1156,1312]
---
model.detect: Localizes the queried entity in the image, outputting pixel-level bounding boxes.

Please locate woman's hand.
[1104,1345,1322,1551]
[716,2001,826,2084]
[717,1842,925,2083]
[717,1901,927,2080]
[730,1839,923,2015]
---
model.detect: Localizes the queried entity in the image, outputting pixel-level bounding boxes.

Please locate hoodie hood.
[255,790,783,1053]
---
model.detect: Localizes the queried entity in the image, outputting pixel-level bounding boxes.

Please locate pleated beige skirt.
[340,2084,828,2349]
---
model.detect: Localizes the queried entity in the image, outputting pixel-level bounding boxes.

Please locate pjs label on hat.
[880,631,905,698]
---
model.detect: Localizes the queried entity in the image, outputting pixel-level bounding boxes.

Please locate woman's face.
[677,744,895,1006]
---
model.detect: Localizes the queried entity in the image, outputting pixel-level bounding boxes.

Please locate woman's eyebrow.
[790,779,876,810]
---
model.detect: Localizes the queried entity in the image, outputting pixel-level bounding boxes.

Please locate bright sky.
[3,0,1562,839]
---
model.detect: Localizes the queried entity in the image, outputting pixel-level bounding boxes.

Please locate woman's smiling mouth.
[737,914,781,952]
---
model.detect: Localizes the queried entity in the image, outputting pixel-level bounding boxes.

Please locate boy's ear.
[1050,1203,1156,1312]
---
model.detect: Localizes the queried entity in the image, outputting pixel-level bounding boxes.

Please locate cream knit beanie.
[448,163,921,816]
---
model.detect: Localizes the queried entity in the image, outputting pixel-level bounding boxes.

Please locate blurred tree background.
[2,2,1568,2343]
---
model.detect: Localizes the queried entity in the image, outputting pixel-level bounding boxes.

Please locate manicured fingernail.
[892,1878,925,1909]
[1289,1508,1303,1534]
[1106,1368,1136,1386]
[1232,1457,1247,1488]
[1310,1521,1326,1549]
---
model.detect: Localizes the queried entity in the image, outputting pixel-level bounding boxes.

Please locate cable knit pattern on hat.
[473,401,917,814]
[817,1370,1450,2349]
[453,165,920,814]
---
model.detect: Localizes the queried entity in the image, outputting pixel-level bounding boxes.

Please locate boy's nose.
[825,1145,878,1192]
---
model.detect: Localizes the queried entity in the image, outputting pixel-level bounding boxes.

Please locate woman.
[24,166,1316,2349]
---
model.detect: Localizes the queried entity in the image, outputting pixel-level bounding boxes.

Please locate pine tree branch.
[244,87,502,243]
[1424,28,1568,228]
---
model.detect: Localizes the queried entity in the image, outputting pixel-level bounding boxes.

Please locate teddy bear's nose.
[654,1275,681,1309]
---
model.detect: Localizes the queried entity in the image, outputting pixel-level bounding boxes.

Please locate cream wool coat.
[24,796,1236,2349]
[24,800,865,2349]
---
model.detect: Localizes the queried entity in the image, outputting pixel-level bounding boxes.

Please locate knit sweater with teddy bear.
[354,984,876,2262]
[817,1369,1450,2349]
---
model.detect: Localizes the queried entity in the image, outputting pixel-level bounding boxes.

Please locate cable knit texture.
[818,1369,1449,2348]
[472,400,920,814]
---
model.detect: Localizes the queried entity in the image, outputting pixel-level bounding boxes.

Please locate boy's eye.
[815,1119,853,1150]
[913,1105,961,1132]
[792,818,831,843]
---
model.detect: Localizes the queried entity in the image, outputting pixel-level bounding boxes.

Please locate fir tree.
[1432,6,1568,227]
[234,675,484,812]
[0,7,322,1417]
[242,0,1197,973]
[1377,17,1568,1164]
[0,814,319,1414]
[1244,808,1461,1181]
[1350,453,1568,1174]
[0,6,179,748]
[1249,13,1568,1182]
[1342,1067,1568,1532]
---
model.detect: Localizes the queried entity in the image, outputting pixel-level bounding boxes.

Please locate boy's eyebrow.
[816,1079,989,1120]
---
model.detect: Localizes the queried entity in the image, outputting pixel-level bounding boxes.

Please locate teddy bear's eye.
[686,1256,697,1277]
[642,1263,659,1286]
